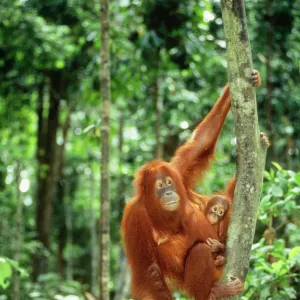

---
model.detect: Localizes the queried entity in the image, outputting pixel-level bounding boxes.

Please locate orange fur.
[121,86,243,299]
[211,177,236,244]
[204,177,236,271]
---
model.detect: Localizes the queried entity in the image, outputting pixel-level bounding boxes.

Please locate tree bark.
[65,182,73,282]
[33,73,62,280]
[220,1,269,298]
[90,165,98,295]
[12,162,22,300]
[56,112,72,277]
[99,0,111,299]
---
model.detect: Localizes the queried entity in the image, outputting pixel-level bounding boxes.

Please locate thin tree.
[33,77,61,280]
[12,162,22,300]
[99,0,111,298]
[65,181,73,281]
[220,0,269,299]
[56,110,72,277]
[89,159,98,295]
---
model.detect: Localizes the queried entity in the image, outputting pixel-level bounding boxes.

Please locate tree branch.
[220,1,269,299]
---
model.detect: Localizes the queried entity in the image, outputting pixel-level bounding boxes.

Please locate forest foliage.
[0,0,299,299]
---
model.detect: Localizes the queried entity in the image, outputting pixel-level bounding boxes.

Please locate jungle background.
[0,0,299,299]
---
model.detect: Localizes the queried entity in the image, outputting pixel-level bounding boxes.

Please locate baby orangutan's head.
[205,196,229,225]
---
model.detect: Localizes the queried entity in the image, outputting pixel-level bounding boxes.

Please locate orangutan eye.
[156,180,163,189]
[218,209,224,216]
[212,206,218,212]
[166,177,173,186]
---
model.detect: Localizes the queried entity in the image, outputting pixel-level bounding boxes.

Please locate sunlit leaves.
[0,257,12,289]
[248,164,300,299]
[295,173,300,185]
[245,238,299,299]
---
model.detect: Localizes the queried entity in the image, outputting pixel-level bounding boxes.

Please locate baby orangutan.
[206,195,229,227]
[205,174,236,268]
[205,195,230,267]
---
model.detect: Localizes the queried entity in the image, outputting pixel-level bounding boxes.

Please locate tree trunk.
[57,112,72,277]
[33,74,61,280]
[12,162,22,300]
[57,184,67,277]
[90,166,98,295]
[33,82,47,280]
[65,184,73,282]
[220,1,269,298]
[99,0,111,298]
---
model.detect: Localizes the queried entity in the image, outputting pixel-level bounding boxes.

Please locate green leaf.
[283,287,296,299]
[260,286,271,299]
[261,194,271,204]
[295,173,300,186]
[0,257,12,289]
[272,260,288,276]
[272,162,283,171]
[19,267,29,278]
[258,262,273,273]
[55,60,65,69]
[271,290,281,300]
[291,187,300,194]
[287,170,295,178]
[289,246,300,261]
[264,170,271,181]
[270,185,283,197]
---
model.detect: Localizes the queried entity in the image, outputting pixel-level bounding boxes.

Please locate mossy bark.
[220,1,269,299]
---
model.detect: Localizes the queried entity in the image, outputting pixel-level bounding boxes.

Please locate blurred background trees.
[0,0,299,299]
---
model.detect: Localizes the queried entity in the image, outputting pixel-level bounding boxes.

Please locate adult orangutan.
[121,71,261,300]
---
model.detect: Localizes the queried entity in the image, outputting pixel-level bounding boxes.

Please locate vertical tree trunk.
[56,112,72,277]
[33,74,61,280]
[99,0,111,298]
[220,1,269,299]
[65,181,73,281]
[90,166,98,295]
[57,185,67,277]
[12,162,22,300]
[33,83,47,280]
